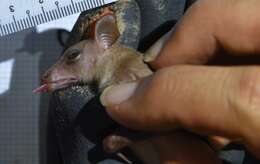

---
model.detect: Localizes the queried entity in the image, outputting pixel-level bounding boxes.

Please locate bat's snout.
[34,67,79,94]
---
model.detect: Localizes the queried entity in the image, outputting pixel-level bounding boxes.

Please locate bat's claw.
[103,134,133,154]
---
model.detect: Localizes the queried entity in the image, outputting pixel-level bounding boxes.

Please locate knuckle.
[142,67,179,124]
[148,67,179,102]
[237,67,260,111]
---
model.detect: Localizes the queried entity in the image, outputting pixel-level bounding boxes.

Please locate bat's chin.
[33,77,79,93]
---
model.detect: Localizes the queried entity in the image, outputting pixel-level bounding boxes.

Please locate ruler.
[0,0,117,37]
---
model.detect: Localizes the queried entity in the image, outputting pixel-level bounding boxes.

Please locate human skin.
[101,0,260,162]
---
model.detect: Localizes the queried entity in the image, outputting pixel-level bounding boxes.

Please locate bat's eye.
[66,49,81,64]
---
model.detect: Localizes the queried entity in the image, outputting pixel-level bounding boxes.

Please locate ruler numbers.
[0,0,117,37]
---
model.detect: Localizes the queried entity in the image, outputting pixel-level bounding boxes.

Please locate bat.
[34,8,171,163]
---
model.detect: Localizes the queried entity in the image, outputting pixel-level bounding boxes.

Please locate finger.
[152,0,260,68]
[150,131,222,164]
[101,65,260,140]
[103,132,223,164]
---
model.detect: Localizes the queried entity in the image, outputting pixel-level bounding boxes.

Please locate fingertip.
[100,82,139,107]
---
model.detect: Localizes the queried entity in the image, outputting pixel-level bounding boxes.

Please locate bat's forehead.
[69,40,91,51]
[63,40,96,57]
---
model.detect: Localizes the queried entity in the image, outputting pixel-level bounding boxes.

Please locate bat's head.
[34,14,120,93]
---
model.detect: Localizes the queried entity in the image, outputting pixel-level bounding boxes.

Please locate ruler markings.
[30,15,35,27]
[12,16,19,32]
[22,18,28,29]
[34,15,39,25]
[9,23,13,33]
[19,19,24,30]
[31,15,36,26]
[11,22,16,33]
[6,24,10,34]
[55,5,62,18]
[94,0,98,8]
[86,0,91,9]
[28,15,33,27]
[11,23,15,33]
[79,2,84,11]
[96,0,99,7]
[89,0,94,6]
[98,0,102,5]
[84,1,90,9]
[3,25,7,35]
[49,10,53,20]
[80,1,84,11]
[54,9,58,19]
[40,14,44,24]
[25,18,30,29]
[69,4,74,15]
[77,2,81,12]
[95,0,99,6]
[65,5,70,15]
[60,6,65,17]
[38,14,43,24]
[83,0,88,9]
[26,17,30,28]
[26,17,31,28]
[5,24,10,35]
[7,23,11,34]
[41,6,48,23]
[37,14,41,24]
[91,0,95,8]
[63,6,68,16]
[10,23,15,33]
[7,23,12,34]
[75,3,80,13]
[0,0,118,37]
[54,9,59,19]
[45,11,51,22]
[0,25,4,36]
[17,20,21,31]
[71,0,76,14]
[0,28,3,36]
[89,0,94,9]
[51,10,56,20]
[97,0,102,6]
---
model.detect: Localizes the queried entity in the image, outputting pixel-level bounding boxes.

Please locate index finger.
[151,0,260,69]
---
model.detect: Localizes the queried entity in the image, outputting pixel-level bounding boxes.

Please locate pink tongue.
[33,84,49,93]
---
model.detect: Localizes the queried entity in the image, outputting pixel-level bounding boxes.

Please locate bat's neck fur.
[95,43,153,91]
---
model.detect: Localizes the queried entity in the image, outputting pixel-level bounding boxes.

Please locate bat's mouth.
[33,77,78,93]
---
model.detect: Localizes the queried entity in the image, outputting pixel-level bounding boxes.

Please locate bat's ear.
[95,15,120,50]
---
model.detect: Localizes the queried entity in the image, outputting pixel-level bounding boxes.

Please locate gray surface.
[0,28,62,164]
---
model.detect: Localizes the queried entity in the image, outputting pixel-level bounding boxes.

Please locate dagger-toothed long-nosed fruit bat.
[34,10,172,164]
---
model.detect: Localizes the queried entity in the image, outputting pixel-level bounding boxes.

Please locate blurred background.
[0,14,79,164]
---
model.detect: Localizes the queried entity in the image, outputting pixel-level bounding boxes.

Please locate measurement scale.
[0,0,117,37]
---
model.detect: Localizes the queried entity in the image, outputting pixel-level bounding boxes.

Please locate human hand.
[101,0,260,161]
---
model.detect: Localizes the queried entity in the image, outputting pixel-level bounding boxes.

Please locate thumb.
[100,78,156,130]
[100,65,247,139]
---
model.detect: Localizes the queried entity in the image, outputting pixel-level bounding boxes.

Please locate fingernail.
[100,82,138,107]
